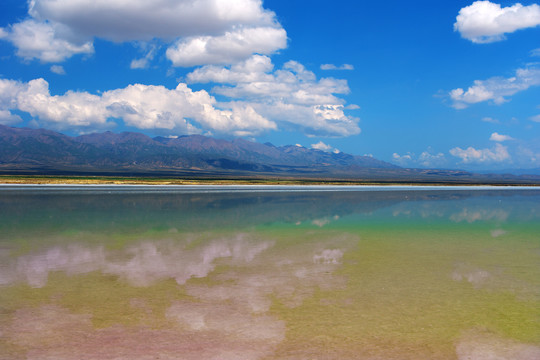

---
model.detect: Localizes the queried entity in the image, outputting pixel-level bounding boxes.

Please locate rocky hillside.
[0,125,395,176]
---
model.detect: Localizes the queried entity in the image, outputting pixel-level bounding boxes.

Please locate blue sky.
[1,0,540,172]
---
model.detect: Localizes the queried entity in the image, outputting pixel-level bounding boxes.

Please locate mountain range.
[1,124,539,184]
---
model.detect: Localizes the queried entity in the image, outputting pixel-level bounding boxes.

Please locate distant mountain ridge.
[0,124,395,176]
[1,124,539,184]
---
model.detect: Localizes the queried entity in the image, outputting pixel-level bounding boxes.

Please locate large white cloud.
[0,71,359,137]
[187,55,360,137]
[187,54,276,83]
[0,78,276,136]
[1,19,94,62]
[449,143,510,163]
[455,1,540,43]
[1,0,286,65]
[16,79,110,129]
[0,78,112,129]
[103,83,276,135]
[166,26,287,67]
[28,0,277,41]
[449,67,540,108]
[209,64,350,105]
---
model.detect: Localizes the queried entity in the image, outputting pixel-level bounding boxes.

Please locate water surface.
[1,186,539,359]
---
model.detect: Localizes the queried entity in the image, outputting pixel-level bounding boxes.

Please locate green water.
[0,186,539,359]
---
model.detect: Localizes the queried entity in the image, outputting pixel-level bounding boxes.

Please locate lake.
[0,185,539,359]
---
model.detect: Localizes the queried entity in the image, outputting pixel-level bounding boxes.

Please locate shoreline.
[1,175,540,187]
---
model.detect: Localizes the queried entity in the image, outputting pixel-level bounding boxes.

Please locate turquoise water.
[0,186,539,359]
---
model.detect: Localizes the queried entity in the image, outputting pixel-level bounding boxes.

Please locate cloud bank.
[0,0,287,66]
[450,143,510,163]
[0,19,94,62]
[0,58,358,137]
[166,26,287,67]
[449,67,540,108]
[0,1,360,138]
[187,55,360,136]
[0,78,276,136]
[455,1,540,43]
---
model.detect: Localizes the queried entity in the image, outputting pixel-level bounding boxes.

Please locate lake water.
[0,185,539,359]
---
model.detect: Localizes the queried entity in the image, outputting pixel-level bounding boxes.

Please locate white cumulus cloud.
[1,0,286,66]
[311,141,340,153]
[450,143,510,163]
[489,132,514,141]
[392,152,413,166]
[166,26,287,67]
[0,19,93,62]
[12,78,111,129]
[187,54,275,83]
[28,0,278,42]
[449,67,540,108]
[0,78,276,136]
[186,55,360,137]
[455,1,540,43]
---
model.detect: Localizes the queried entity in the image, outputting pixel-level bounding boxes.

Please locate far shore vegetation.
[1,175,539,186]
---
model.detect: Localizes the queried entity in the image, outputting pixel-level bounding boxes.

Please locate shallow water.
[0,186,539,359]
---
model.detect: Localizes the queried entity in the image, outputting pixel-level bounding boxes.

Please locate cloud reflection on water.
[8,304,284,360]
[2,231,353,359]
[450,207,509,223]
[1,187,540,359]
[0,233,351,292]
[456,330,540,360]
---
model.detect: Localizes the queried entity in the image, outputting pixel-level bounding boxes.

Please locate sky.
[1,0,540,172]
